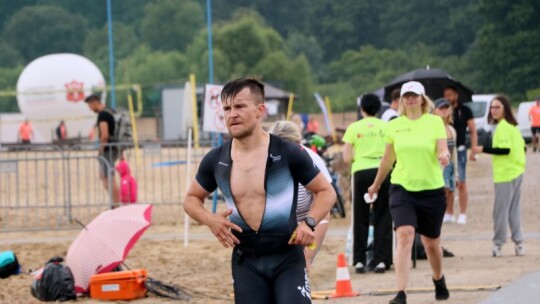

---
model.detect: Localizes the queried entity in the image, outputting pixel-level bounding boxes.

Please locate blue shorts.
[443,162,455,192]
[456,147,467,182]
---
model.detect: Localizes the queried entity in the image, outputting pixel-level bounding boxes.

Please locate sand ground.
[1,150,539,304]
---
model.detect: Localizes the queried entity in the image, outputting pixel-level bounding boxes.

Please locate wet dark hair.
[220,77,265,104]
[488,94,518,126]
[84,93,101,103]
[360,93,381,116]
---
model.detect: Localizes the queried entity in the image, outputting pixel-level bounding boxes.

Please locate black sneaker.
[433,275,450,300]
[389,291,406,304]
[442,247,455,258]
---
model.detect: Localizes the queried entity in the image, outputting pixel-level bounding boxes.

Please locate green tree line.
[0,0,538,113]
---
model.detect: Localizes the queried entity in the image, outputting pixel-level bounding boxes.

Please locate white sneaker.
[355,262,366,273]
[443,214,455,223]
[515,243,525,256]
[492,245,503,257]
[374,262,386,273]
[457,214,467,224]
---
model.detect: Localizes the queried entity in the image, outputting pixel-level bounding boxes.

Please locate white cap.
[400,81,425,96]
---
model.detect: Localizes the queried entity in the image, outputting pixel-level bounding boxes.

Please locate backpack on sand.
[0,251,20,279]
[104,108,132,144]
[31,257,76,302]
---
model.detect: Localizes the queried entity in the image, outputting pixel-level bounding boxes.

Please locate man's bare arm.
[183,181,242,248]
[303,173,336,223]
[98,121,109,155]
[289,173,335,246]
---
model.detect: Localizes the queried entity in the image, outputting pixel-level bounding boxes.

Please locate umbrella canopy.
[66,204,153,293]
[383,68,474,103]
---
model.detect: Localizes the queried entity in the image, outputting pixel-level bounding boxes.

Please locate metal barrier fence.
[0,140,211,232]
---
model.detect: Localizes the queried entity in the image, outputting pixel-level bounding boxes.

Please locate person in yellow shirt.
[528,96,540,152]
[473,95,525,257]
[343,93,392,274]
[368,81,450,304]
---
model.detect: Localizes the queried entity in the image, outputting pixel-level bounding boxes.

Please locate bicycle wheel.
[331,184,346,218]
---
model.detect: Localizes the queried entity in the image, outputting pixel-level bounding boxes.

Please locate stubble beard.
[229,125,254,140]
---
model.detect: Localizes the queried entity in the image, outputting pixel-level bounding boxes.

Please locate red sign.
[65,80,85,102]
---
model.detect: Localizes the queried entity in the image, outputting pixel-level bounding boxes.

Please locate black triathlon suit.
[196,134,320,304]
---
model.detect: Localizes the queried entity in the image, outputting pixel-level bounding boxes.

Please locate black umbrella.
[383,68,474,104]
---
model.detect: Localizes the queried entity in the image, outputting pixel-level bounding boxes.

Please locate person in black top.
[184,78,336,304]
[444,86,477,225]
[84,93,120,205]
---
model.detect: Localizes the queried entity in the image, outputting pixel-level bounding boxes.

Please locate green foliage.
[3,5,88,61]
[117,46,189,85]
[83,22,138,77]
[0,0,539,114]
[0,43,24,68]
[0,66,24,112]
[140,0,204,52]
[469,0,540,100]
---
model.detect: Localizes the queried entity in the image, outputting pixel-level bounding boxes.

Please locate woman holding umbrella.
[368,81,450,304]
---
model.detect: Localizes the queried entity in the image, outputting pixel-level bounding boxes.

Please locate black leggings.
[231,246,311,304]
[353,168,393,267]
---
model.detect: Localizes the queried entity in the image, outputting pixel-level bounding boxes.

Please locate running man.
[528,96,540,152]
[183,78,336,304]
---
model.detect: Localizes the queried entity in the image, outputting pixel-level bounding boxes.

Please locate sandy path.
[1,151,539,303]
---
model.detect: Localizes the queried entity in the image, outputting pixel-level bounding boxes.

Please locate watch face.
[305,217,316,228]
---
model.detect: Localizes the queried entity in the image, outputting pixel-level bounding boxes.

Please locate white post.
[184,128,193,247]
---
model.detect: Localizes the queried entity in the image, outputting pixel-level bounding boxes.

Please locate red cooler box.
[89,269,148,300]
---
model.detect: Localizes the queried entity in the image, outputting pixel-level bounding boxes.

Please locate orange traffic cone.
[330,253,360,298]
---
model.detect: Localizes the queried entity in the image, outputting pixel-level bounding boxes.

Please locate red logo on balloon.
[65,80,85,102]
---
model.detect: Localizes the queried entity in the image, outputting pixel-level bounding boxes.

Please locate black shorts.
[389,184,446,239]
[231,246,311,304]
[531,127,540,135]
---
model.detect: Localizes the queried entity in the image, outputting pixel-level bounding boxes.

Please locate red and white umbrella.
[66,204,153,293]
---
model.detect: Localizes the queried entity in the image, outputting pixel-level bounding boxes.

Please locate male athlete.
[184,78,336,304]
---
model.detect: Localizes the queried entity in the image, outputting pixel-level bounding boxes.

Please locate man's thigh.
[232,251,274,304]
[273,248,311,304]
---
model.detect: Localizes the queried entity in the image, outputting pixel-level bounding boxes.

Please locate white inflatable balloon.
[17,53,106,143]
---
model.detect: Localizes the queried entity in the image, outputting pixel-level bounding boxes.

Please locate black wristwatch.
[303,217,316,231]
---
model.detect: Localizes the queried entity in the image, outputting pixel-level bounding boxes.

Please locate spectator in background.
[306,117,319,134]
[84,93,120,205]
[381,88,401,122]
[18,119,34,144]
[56,120,68,142]
[343,93,392,274]
[116,158,138,204]
[528,96,540,152]
[369,81,450,304]
[444,85,477,224]
[269,120,332,273]
[432,99,458,223]
[472,95,526,257]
